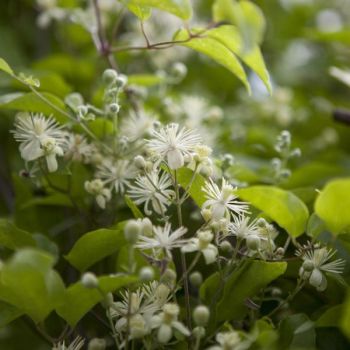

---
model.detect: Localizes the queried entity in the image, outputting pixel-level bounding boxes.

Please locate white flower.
[202,178,249,220]
[228,214,260,241]
[135,222,188,258]
[151,303,190,343]
[52,336,84,350]
[12,113,67,172]
[112,282,170,338]
[147,123,201,169]
[84,179,111,209]
[207,331,243,350]
[297,245,345,291]
[182,230,218,264]
[65,133,94,163]
[121,111,155,142]
[97,159,137,193]
[127,170,174,215]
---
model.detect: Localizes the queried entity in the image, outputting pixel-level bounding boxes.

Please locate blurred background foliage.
[1,0,350,349]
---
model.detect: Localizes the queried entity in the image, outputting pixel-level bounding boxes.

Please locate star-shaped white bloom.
[147,123,201,169]
[202,178,249,220]
[228,214,260,240]
[135,223,188,258]
[97,158,137,194]
[65,133,94,163]
[127,170,174,216]
[12,113,67,172]
[121,110,155,142]
[297,245,345,291]
[150,303,190,344]
[182,230,218,264]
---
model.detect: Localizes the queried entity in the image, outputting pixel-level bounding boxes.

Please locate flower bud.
[189,271,203,287]
[201,208,212,222]
[141,218,153,236]
[102,69,118,85]
[161,268,177,286]
[134,155,146,169]
[108,103,120,114]
[220,240,233,253]
[171,62,187,80]
[200,165,213,177]
[88,338,106,350]
[193,326,206,338]
[139,266,154,282]
[81,272,99,289]
[275,247,285,257]
[116,74,128,88]
[246,235,260,251]
[193,305,210,326]
[124,220,142,244]
[101,292,113,308]
[302,260,314,272]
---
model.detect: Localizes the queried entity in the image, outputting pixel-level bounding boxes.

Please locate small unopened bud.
[141,218,153,236]
[108,103,120,114]
[290,148,301,158]
[81,272,99,289]
[124,220,142,244]
[134,155,146,169]
[88,338,106,350]
[303,260,314,272]
[161,268,177,286]
[193,305,210,326]
[201,208,212,222]
[101,292,113,308]
[275,247,285,257]
[271,287,282,297]
[189,271,203,287]
[116,74,128,88]
[246,235,260,251]
[103,69,118,85]
[193,326,206,338]
[200,165,213,177]
[220,240,233,253]
[139,266,154,282]
[171,62,187,80]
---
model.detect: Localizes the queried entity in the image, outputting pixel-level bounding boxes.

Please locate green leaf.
[128,0,192,19]
[0,249,65,323]
[207,25,271,93]
[341,290,350,339]
[173,28,251,93]
[278,314,316,349]
[0,92,68,123]
[0,301,23,328]
[125,195,144,219]
[176,168,206,207]
[306,213,326,239]
[236,186,309,237]
[315,178,350,235]
[0,219,36,250]
[125,3,152,20]
[215,260,287,322]
[316,305,343,328]
[20,193,74,209]
[56,274,137,326]
[213,0,266,48]
[65,225,127,272]
[0,57,14,75]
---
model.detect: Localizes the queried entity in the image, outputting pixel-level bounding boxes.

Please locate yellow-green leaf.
[315,178,350,235]
[174,28,251,93]
[237,186,309,237]
[128,0,192,19]
[0,57,14,76]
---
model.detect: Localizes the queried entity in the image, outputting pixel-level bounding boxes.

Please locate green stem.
[174,170,192,331]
